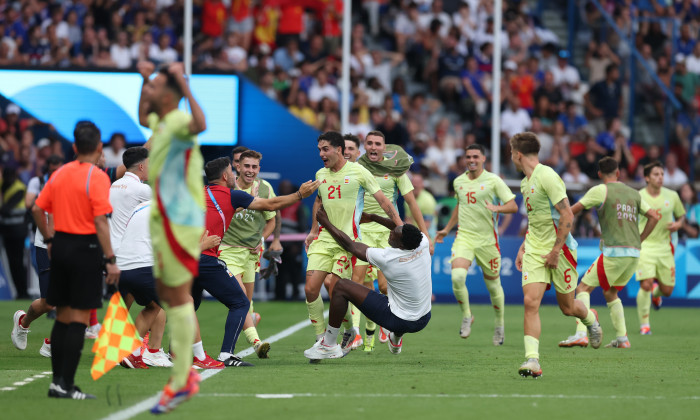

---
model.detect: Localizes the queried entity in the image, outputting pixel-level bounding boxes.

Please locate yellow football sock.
[249,300,254,314]
[306,296,325,336]
[451,268,471,318]
[575,291,590,334]
[524,335,539,360]
[637,288,651,327]
[607,298,627,338]
[243,326,260,345]
[166,302,196,389]
[484,277,505,327]
[350,304,361,328]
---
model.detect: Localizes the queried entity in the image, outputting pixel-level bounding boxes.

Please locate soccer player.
[435,144,517,345]
[510,132,602,378]
[635,161,685,335]
[199,157,318,367]
[32,121,120,400]
[12,155,63,358]
[109,146,151,255]
[218,150,281,359]
[343,134,361,162]
[304,131,403,345]
[138,61,207,413]
[304,206,431,359]
[352,131,431,351]
[559,157,659,348]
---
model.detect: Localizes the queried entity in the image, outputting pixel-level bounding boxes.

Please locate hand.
[168,62,185,79]
[484,201,499,213]
[515,248,524,272]
[542,249,561,270]
[200,230,221,250]
[648,209,661,220]
[250,243,262,255]
[105,263,120,285]
[298,180,321,198]
[305,231,317,252]
[360,212,373,224]
[316,205,330,228]
[137,60,155,79]
[270,239,283,252]
[434,229,448,244]
[667,220,683,232]
[428,239,435,255]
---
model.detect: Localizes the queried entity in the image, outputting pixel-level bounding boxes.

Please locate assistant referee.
[32,120,120,400]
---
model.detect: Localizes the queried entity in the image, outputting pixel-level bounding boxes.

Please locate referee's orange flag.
[90,292,142,380]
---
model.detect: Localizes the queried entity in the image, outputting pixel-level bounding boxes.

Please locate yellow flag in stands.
[90,292,142,380]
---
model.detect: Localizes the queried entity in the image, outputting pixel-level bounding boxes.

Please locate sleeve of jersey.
[640,199,651,216]
[263,181,276,221]
[174,111,193,139]
[541,168,568,206]
[365,247,387,271]
[27,177,40,195]
[34,180,53,213]
[358,165,380,195]
[396,173,414,196]
[90,171,114,217]
[672,192,687,218]
[231,190,255,209]
[147,112,159,131]
[578,184,605,209]
[494,177,516,204]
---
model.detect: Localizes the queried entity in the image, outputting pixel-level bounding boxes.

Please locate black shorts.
[47,232,103,309]
[357,290,431,336]
[36,247,50,299]
[119,266,159,307]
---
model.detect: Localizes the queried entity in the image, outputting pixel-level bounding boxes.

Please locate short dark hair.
[466,144,485,155]
[74,120,101,154]
[318,131,344,153]
[401,224,423,250]
[598,156,618,175]
[509,132,540,155]
[232,146,249,157]
[643,161,663,178]
[205,157,231,182]
[110,132,125,145]
[123,146,149,169]
[343,134,360,148]
[158,65,183,99]
[366,130,385,142]
[239,149,262,162]
[605,63,618,76]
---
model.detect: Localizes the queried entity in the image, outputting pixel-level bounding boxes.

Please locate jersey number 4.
[328,185,342,199]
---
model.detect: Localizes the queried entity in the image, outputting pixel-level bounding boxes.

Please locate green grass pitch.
[1,299,699,419]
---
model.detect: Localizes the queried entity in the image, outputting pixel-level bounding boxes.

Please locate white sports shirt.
[109,172,151,253]
[366,234,432,321]
[116,201,153,270]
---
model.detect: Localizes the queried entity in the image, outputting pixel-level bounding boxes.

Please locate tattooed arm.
[372,190,404,227]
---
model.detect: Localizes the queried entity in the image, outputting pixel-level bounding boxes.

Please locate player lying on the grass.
[559,157,660,349]
[304,206,431,360]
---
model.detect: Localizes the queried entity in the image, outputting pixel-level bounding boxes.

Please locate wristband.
[296,190,303,200]
[103,255,117,265]
[44,237,53,244]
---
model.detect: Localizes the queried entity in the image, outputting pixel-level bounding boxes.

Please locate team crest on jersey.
[524,272,529,281]
[530,186,535,194]
[665,200,670,207]
[344,176,350,184]
[383,174,389,180]
[480,184,485,191]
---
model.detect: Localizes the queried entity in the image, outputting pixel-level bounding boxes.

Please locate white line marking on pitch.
[2,371,52,391]
[101,310,328,420]
[196,393,700,401]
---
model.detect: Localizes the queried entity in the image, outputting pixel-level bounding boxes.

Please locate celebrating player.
[510,132,602,378]
[435,144,517,345]
[636,161,685,335]
[559,157,659,349]
[304,206,431,359]
[304,131,403,345]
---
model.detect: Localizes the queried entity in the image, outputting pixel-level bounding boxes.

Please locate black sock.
[50,321,68,385]
[366,329,375,337]
[61,322,87,389]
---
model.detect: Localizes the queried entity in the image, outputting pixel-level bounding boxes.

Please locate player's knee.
[640,281,653,292]
[523,295,539,312]
[576,283,592,294]
[304,284,319,301]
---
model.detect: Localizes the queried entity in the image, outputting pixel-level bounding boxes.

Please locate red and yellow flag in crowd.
[90,292,142,380]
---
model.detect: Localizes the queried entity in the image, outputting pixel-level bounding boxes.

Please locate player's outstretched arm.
[372,190,404,227]
[403,190,434,253]
[136,61,155,127]
[570,201,585,216]
[435,203,459,243]
[360,212,396,231]
[167,63,207,134]
[640,209,660,242]
[249,180,320,212]
[318,206,370,261]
